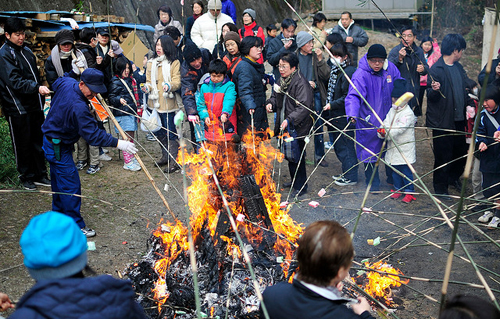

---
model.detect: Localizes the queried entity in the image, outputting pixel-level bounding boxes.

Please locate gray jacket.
[330,20,368,66]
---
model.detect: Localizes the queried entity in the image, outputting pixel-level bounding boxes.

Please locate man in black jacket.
[426,33,469,196]
[388,26,428,116]
[266,18,297,83]
[0,17,51,190]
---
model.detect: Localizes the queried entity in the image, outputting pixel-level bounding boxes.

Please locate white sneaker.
[332,175,342,181]
[98,153,112,161]
[123,161,141,171]
[487,216,500,228]
[334,177,358,186]
[81,227,96,237]
[478,211,494,223]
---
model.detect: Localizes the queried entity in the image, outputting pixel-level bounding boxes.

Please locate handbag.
[281,121,301,163]
[140,107,162,133]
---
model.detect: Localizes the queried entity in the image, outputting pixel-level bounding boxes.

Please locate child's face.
[268,29,277,38]
[484,99,499,113]
[211,73,224,84]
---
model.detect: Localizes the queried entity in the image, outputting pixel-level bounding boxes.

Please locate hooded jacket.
[345,55,402,162]
[197,75,237,141]
[266,70,314,138]
[0,40,44,117]
[190,12,234,51]
[330,20,368,65]
[379,103,416,165]
[9,275,147,319]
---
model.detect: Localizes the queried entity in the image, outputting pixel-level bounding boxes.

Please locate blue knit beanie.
[20,211,88,281]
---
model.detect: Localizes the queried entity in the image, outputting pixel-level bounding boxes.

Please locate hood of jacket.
[337,19,354,33]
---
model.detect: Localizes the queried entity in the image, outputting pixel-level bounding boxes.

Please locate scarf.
[193,13,201,20]
[118,75,139,107]
[326,59,346,104]
[279,69,297,93]
[50,46,88,77]
[149,55,173,108]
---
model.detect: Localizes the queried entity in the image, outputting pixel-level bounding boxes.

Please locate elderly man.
[388,26,428,115]
[190,0,233,51]
[345,44,402,191]
[0,17,51,190]
[42,68,137,237]
[330,11,368,66]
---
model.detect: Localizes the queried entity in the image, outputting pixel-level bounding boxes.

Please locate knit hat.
[183,43,202,63]
[110,40,124,55]
[224,31,241,45]
[391,79,407,98]
[296,31,313,49]
[243,8,256,21]
[55,29,74,45]
[207,0,222,10]
[485,85,500,105]
[20,211,88,281]
[366,44,387,59]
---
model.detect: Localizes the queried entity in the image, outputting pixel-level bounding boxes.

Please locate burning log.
[127,133,302,318]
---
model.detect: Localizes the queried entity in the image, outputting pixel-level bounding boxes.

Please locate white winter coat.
[190,12,233,51]
[379,104,416,165]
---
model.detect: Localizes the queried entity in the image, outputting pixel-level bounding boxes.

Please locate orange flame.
[356,261,409,306]
[150,130,303,311]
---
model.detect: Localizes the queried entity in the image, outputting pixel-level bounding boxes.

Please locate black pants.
[6,111,47,182]
[288,139,307,191]
[328,118,358,182]
[432,122,467,194]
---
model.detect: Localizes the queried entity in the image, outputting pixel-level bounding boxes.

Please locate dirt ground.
[1,26,498,319]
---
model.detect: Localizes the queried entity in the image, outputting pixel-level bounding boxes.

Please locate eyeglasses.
[278,64,290,70]
[368,58,385,64]
[401,34,414,39]
[254,46,263,51]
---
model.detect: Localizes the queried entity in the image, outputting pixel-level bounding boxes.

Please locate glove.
[117,140,138,154]
[75,58,85,69]
[71,60,81,75]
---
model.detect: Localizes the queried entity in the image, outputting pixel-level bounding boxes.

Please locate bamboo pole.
[430,0,435,38]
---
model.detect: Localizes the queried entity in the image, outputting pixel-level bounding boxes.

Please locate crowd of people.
[1,3,500,318]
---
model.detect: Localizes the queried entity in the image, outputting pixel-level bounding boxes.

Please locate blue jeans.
[313,91,325,160]
[329,118,358,182]
[155,112,177,140]
[392,164,415,193]
[43,136,85,228]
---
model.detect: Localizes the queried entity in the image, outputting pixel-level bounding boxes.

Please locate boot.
[164,139,180,173]
[156,136,169,166]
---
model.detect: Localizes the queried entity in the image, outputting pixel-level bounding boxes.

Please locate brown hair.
[296,220,354,287]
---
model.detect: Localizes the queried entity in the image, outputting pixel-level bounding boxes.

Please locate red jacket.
[239,21,265,64]
[223,54,242,78]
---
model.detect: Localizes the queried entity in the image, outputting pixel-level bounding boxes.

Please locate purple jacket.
[221,0,237,23]
[345,55,402,163]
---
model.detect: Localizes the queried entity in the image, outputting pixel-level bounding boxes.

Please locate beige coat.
[146,59,181,113]
[310,26,326,50]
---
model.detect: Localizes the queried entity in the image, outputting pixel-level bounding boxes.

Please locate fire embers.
[353,261,409,309]
[128,133,303,318]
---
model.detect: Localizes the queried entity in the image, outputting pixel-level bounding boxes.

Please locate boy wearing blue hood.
[197,59,237,142]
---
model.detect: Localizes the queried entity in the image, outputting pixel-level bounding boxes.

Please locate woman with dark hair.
[239,8,265,64]
[232,36,269,137]
[153,5,183,44]
[185,0,204,41]
[108,56,141,171]
[418,36,441,115]
[144,35,181,173]
[323,43,358,186]
[222,31,242,78]
[266,53,314,198]
[311,12,327,49]
[213,22,237,59]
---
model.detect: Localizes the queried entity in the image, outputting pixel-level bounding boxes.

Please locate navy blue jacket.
[180,48,211,115]
[108,76,138,117]
[260,280,375,319]
[0,40,44,117]
[45,55,73,89]
[266,34,298,81]
[9,275,147,319]
[41,72,118,147]
[477,108,500,173]
[232,56,269,133]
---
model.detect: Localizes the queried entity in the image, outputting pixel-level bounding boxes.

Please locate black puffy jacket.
[108,76,138,117]
[232,56,269,134]
[0,40,44,117]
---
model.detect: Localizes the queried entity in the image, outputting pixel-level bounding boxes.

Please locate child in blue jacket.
[197,59,237,142]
